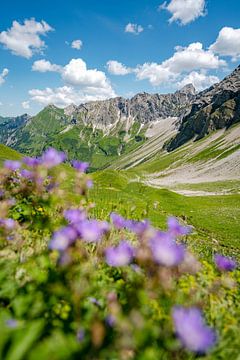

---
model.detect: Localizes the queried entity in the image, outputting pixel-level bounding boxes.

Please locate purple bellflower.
[105,241,134,267]
[41,148,66,168]
[215,254,236,272]
[168,217,190,237]
[72,160,89,173]
[64,209,86,224]
[23,156,40,167]
[150,232,185,267]
[172,307,216,353]
[110,212,126,230]
[76,219,109,243]
[4,160,22,171]
[49,226,78,251]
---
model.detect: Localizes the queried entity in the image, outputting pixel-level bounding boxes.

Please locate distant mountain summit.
[0,66,240,171]
[63,84,196,129]
[167,65,240,150]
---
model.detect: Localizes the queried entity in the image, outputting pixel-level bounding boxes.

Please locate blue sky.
[0,0,240,116]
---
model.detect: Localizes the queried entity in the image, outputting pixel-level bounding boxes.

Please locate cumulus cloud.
[125,23,144,35]
[0,19,53,58]
[71,39,83,50]
[135,42,225,86]
[29,85,116,108]
[107,60,132,75]
[177,71,219,91]
[32,59,61,72]
[30,58,116,106]
[0,68,9,85]
[162,42,225,73]
[22,101,30,110]
[160,0,206,25]
[209,27,240,61]
[61,59,110,88]
[135,63,176,86]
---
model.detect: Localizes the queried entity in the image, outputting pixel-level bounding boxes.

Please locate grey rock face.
[167,65,240,151]
[65,86,196,128]
[0,114,30,145]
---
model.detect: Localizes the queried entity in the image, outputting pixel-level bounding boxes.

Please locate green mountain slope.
[8,105,148,171]
[110,122,240,195]
[0,144,22,164]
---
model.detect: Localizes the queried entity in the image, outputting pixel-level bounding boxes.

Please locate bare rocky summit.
[167,65,240,151]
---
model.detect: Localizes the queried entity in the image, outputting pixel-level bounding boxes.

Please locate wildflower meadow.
[0,148,239,359]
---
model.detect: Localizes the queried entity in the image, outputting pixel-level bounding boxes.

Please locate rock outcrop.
[167,65,240,151]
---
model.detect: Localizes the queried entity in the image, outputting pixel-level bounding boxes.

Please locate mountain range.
[0,65,239,175]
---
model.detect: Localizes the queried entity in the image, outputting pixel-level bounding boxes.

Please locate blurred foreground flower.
[72,160,89,173]
[105,240,134,267]
[76,219,109,243]
[4,160,21,171]
[64,209,86,224]
[168,217,190,237]
[150,232,185,267]
[173,307,216,353]
[49,226,78,251]
[41,148,66,168]
[215,254,236,272]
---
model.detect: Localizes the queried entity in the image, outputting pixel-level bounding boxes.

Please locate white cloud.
[125,23,144,35]
[32,59,61,72]
[29,85,116,108]
[135,42,225,86]
[61,58,110,88]
[107,60,132,75]
[209,27,240,61]
[71,39,83,50]
[0,102,2,106]
[162,42,225,73]
[135,63,176,86]
[22,101,30,110]
[0,68,9,85]
[30,58,116,106]
[0,19,53,58]
[160,0,206,25]
[177,71,219,91]
[32,58,114,93]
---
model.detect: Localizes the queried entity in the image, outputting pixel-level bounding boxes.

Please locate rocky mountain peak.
[178,84,197,96]
[64,103,78,116]
[167,64,240,151]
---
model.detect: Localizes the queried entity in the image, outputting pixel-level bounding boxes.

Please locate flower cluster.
[0,147,238,360]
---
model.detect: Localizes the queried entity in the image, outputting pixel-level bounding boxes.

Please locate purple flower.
[72,160,89,173]
[86,179,93,189]
[4,160,22,171]
[20,169,33,179]
[150,232,185,267]
[23,156,40,167]
[49,226,78,251]
[64,209,86,224]
[0,218,16,230]
[76,219,109,243]
[110,212,126,229]
[5,319,18,328]
[88,297,101,307]
[105,241,134,267]
[105,315,116,327]
[168,217,190,237]
[215,254,236,272]
[76,329,85,342]
[40,148,66,168]
[172,307,216,353]
[126,219,150,235]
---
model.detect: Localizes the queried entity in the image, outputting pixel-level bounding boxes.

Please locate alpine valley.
[0,65,240,190]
